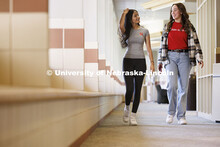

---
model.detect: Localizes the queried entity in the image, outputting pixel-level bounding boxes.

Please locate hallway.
[1,0,220,146]
[82,102,220,147]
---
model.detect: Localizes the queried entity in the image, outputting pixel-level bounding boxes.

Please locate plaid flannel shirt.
[158,23,203,66]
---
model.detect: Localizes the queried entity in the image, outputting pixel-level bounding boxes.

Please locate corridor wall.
[49,0,84,90]
[0,0,50,87]
[97,0,126,94]
[196,0,217,120]
[0,1,124,146]
[49,0,125,94]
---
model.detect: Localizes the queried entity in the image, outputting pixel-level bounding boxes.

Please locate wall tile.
[98,71,106,92]
[63,19,84,29]
[50,73,63,89]
[0,14,10,49]
[98,59,106,70]
[49,18,63,29]
[64,29,84,48]
[0,51,10,85]
[63,75,84,90]
[84,63,98,78]
[0,0,9,12]
[49,29,63,48]
[13,0,48,12]
[85,77,98,92]
[63,49,84,70]
[98,81,106,93]
[49,0,83,19]
[84,49,98,63]
[105,66,110,72]
[12,51,50,86]
[85,42,98,49]
[105,75,112,93]
[12,13,48,50]
[48,49,63,69]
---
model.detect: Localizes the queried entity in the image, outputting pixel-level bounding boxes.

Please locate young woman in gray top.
[119,8,155,125]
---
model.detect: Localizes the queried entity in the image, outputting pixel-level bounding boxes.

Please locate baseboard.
[69,102,122,147]
[198,111,214,121]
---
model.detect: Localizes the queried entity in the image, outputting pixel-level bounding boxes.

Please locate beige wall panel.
[0,96,122,147]
[50,73,63,89]
[99,96,108,105]
[12,13,48,50]
[0,51,11,85]
[0,14,10,50]
[12,51,50,87]
[84,77,99,92]
[79,98,99,112]
[99,102,114,119]
[63,75,84,90]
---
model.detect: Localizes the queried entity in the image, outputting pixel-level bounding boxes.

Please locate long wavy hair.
[119,9,140,48]
[166,3,192,34]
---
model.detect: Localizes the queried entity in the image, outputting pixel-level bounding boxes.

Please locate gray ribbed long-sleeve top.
[124,27,149,59]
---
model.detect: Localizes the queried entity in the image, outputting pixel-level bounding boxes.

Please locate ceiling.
[113,0,197,24]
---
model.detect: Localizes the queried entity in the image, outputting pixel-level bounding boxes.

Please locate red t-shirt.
[168,22,188,50]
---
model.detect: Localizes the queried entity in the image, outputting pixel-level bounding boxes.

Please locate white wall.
[49,0,83,18]
[83,0,98,42]
[98,0,126,92]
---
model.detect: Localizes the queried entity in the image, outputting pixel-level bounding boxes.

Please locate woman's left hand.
[150,63,155,72]
[199,61,204,68]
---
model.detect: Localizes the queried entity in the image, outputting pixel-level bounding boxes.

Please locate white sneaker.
[123,109,129,123]
[178,118,187,125]
[129,113,137,126]
[166,114,174,124]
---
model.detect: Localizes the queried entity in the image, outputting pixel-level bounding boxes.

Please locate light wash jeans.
[165,51,192,120]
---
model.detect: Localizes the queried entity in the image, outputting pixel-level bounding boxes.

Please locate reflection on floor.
[82,101,220,147]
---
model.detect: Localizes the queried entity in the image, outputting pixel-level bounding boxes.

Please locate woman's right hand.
[158,63,163,72]
[123,8,129,14]
[120,8,129,33]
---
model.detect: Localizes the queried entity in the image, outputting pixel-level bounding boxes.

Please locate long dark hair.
[119,9,140,48]
[166,3,192,34]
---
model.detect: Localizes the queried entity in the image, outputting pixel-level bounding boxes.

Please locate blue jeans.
[165,51,192,120]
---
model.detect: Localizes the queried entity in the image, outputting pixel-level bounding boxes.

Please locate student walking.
[119,8,155,125]
[158,3,204,125]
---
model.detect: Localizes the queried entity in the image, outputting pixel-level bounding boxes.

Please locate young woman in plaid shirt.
[158,3,204,125]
